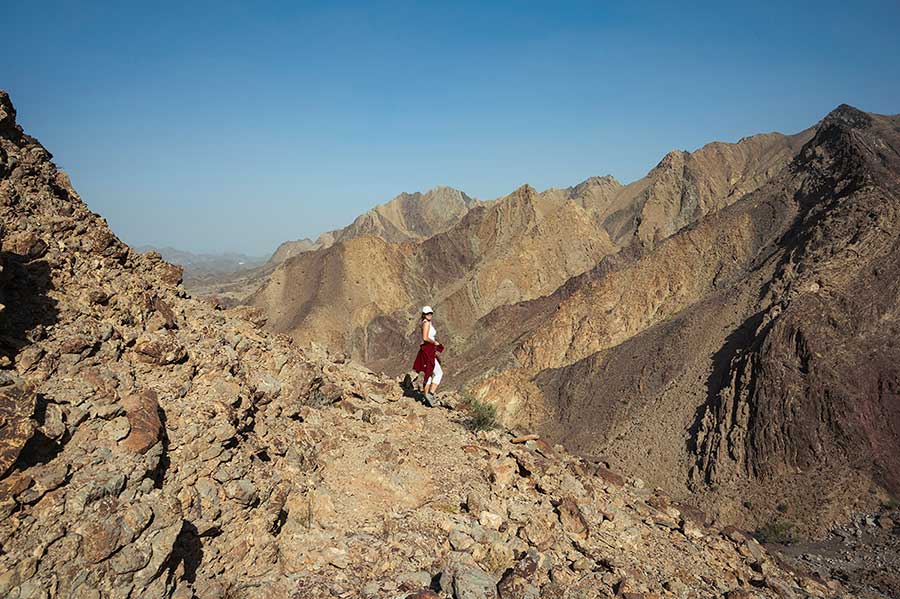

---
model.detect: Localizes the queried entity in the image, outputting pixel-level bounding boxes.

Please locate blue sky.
[3,1,899,255]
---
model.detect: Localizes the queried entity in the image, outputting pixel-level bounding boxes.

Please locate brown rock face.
[556,496,589,539]
[693,106,900,499]
[132,331,187,364]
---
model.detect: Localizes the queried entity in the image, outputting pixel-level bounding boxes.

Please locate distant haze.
[3,0,899,255]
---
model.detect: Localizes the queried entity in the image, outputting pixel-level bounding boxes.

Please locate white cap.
[421,305,434,314]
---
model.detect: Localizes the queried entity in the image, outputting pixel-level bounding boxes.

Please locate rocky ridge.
[0,90,860,598]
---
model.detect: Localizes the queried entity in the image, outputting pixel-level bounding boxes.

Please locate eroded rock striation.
[0,90,858,598]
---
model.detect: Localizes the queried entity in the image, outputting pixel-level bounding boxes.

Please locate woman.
[412,305,443,406]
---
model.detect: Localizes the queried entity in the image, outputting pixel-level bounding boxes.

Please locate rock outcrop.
[0,89,857,598]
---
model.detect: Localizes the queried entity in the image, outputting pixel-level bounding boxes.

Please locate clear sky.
[3,1,899,256]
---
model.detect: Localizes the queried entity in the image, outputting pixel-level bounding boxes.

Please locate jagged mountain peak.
[573,174,621,189]
[509,182,537,197]
[822,103,876,129]
[796,105,900,192]
[651,149,690,172]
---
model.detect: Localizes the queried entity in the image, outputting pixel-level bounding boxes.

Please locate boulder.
[556,496,589,539]
[132,333,187,365]
[120,389,162,454]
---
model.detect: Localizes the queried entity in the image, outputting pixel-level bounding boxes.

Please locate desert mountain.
[331,185,480,246]
[266,236,317,267]
[268,186,479,268]
[2,88,864,598]
[242,104,900,550]
[454,105,900,538]
[249,128,812,377]
[184,185,479,306]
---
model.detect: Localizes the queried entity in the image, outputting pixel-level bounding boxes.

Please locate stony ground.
[772,508,900,599]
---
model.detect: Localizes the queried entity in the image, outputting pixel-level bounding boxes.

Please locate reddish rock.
[594,464,626,487]
[60,335,93,355]
[556,496,589,539]
[498,554,540,599]
[0,471,34,501]
[86,289,111,305]
[120,389,162,454]
[151,295,177,329]
[158,262,184,287]
[0,380,36,476]
[132,333,186,365]
[3,231,47,260]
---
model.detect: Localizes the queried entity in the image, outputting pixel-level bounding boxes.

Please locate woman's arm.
[422,320,433,343]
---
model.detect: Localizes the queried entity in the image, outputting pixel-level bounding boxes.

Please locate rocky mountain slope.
[455,105,900,538]
[267,186,479,267]
[266,237,317,267]
[330,186,480,247]
[184,186,478,306]
[1,89,863,598]
[248,128,811,376]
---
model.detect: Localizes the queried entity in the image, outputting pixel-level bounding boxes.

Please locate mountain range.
[236,106,900,543]
[2,88,898,597]
[183,186,480,306]
[135,246,268,279]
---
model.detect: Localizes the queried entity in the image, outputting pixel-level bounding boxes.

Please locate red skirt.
[413,343,442,382]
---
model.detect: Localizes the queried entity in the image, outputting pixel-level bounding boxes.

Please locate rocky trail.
[0,88,885,598]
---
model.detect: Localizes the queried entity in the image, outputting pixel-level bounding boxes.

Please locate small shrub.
[431,501,460,514]
[460,392,497,431]
[754,520,795,544]
[883,497,900,510]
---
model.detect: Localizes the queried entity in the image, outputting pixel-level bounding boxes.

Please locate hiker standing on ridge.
[413,305,443,407]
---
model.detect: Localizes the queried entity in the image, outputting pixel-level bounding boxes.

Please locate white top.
[426,322,437,342]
